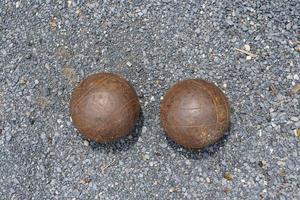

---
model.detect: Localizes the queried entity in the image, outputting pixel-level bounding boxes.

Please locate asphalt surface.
[0,1,299,199]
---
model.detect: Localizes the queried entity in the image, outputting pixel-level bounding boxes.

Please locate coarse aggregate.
[0,0,299,199]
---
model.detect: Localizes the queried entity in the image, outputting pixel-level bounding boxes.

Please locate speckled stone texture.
[0,0,299,199]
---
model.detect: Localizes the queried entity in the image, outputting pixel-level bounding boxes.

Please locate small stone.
[277,161,285,166]
[126,61,132,67]
[16,1,21,8]
[224,187,231,193]
[83,140,90,146]
[150,96,155,101]
[271,122,276,127]
[155,152,161,156]
[226,18,234,26]
[246,56,252,60]
[45,64,50,70]
[40,133,46,140]
[48,137,53,144]
[159,143,168,148]
[40,86,50,97]
[34,80,39,85]
[29,118,35,125]
[258,160,267,168]
[169,187,178,193]
[291,117,299,122]
[6,133,12,142]
[50,17,57,31]
[295,129,300,137]
[67,0,73,7]
[291,84,300,94]
[286,22,292,30]
[87,2,98,9]
[224,172,234,181]
[269,85,278,95]
[142,8,147,14]
[244,44,251,51]
[294,74,299,80]
[279,169,287,177]
[142,154,150,161]
[80,178,92,184]
[195,28,201,34]
[142,126,147,134]
[206,177,211,183]
[20,79,27,85]
[287,74,293,80]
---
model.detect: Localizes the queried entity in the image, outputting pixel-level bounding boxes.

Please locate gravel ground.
[0,1,299,199]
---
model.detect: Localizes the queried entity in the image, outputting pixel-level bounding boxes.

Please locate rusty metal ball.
[160,79,230,149]
[70,73,140,143]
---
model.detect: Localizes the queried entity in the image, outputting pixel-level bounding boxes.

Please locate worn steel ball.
[160,79,230,149]
[70,73,140,143]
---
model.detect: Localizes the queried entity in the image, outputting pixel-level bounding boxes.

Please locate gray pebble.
[291,117,299,122]
[40,86,50,96]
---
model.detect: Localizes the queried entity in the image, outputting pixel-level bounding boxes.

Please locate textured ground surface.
[0,1,299,199]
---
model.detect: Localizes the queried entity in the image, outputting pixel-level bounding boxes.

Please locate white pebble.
[67,0,73,7]
[142,126,147,134]
[294,74,299,80]
[83,140,90,146]
[206,177,211,183]
[246,56,252,60]
[142,154,150,160]
[16,1,20,8]
[291,117,299,122]
[126,61,132,67]
[287,75,293,79]
[150,96,155,101]
[271,122,276,127]
[244,44,251,51]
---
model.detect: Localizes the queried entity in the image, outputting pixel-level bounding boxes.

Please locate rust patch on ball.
[160,79,230,149]
[70,73,140,143]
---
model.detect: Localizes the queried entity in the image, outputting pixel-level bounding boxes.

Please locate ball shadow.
[88,110,144,153]
[166,123,231,160]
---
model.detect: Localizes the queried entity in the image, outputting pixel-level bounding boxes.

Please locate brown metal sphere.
[160,79,230,149]
[70,73,140,143]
